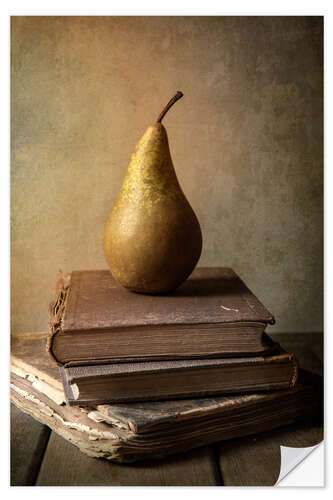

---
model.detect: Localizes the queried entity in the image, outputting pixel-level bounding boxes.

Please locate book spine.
[290,355,299,388]
[46,270,70,366]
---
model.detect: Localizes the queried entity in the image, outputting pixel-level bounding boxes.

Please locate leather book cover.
[57,267,275,331]
[64,347,295,383]
[47,268,275,365]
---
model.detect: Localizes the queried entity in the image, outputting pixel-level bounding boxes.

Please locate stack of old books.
[10,267,322,463]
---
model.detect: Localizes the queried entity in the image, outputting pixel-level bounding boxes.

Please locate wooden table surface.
[11,333,323,486]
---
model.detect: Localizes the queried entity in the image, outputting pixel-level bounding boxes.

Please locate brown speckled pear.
[103,92,202,294]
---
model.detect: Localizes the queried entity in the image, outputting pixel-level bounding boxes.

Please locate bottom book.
[10,336,322,464]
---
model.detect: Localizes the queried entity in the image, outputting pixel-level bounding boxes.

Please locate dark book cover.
[60,341,298,405]
[47,268,275,366]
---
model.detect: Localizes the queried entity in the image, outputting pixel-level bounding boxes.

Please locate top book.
[48,267,275,367]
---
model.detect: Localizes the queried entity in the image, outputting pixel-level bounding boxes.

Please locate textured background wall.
[11,16,323,335]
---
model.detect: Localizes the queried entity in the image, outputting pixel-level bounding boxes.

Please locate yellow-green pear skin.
[103,93,202,294]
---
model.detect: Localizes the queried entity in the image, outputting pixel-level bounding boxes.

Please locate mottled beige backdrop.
[11,16,323,335]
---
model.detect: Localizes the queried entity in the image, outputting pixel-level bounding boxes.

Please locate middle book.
[61,339,298,406]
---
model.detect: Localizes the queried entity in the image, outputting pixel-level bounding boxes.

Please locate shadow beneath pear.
[164,276,245,298]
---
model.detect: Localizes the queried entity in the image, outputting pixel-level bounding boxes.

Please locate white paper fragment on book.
[220,305,239,312]
[276,442,324,486]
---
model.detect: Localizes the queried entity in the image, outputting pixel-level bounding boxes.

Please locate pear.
[103,91,202,294]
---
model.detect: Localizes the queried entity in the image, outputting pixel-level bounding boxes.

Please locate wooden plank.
[10,404,51,486]
[36,433,221,486]
[217,334,323,486]
[218,419,323,486]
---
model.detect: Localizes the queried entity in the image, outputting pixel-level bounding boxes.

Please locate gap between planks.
[10,404,51,486]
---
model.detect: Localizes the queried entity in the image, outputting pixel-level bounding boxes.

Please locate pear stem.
[156,91,184,123]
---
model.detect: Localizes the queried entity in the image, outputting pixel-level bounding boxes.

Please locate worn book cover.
[60,339,298,405]
[47,267,275,366]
